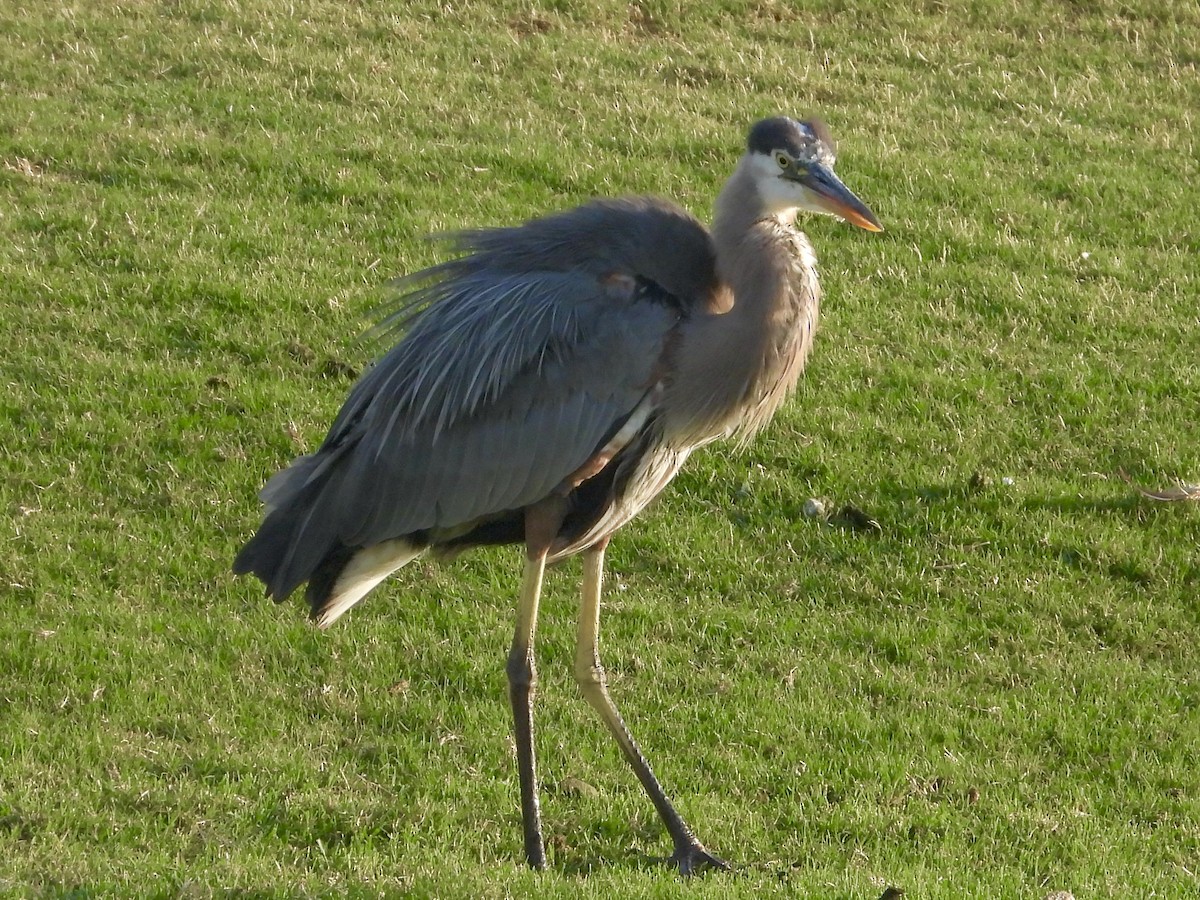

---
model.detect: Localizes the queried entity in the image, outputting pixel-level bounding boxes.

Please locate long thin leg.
[573,542,728,875]
[508,549,548,869]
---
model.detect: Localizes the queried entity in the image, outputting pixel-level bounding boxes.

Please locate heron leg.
[508,548,547,870]
[573,542,728,875]
[507,499,567,871]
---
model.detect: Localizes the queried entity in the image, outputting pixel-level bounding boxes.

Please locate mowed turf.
[2,1,1198,896]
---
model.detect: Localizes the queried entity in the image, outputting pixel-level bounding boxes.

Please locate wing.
[238,197,721,601]
[338,196,723,448]
[333,272,681,543]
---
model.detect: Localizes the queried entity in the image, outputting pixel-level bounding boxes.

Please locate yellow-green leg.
[508,549,548,869]
[573,543,727,875]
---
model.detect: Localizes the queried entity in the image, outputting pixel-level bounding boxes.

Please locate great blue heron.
[234,116,881,873]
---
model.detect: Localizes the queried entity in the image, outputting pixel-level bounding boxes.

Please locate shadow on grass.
[557,850,879,899]
[881,477,1171,520]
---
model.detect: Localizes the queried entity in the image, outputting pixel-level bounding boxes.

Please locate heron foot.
[668,841,729,877]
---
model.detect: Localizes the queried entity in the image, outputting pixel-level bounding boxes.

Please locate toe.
[670,843,729,876]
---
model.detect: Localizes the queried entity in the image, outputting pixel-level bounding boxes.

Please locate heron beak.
[803,164,883,232]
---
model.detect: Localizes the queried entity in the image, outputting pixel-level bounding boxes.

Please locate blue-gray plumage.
[234,116,881,874]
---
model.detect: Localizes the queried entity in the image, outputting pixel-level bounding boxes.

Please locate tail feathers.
[234,512,425,624]
[233,451,352,603]
[232,505,321,602]
[307,538,424,628]
[234,449,424,623]
[258,452,319,512]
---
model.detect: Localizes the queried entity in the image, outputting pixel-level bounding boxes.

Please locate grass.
[2,0,1198,896]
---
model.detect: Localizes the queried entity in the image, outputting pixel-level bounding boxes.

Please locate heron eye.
[775,152,790,169]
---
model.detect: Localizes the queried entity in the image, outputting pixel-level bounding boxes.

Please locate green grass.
[2,0,1198,896]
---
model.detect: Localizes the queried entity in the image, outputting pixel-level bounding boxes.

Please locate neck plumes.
[663,161,821,446]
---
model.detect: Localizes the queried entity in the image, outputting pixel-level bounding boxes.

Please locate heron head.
[745,117,882,231]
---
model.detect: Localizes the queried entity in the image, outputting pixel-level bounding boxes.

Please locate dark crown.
[747,117,836,161]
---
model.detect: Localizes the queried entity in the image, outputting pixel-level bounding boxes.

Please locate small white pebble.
[1080,251,1090,260]
[802,498,826,518]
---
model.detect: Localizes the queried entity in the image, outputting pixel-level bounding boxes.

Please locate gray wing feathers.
[373,272,590,447]
[338,307,670,546]
[442,197,716,291]
[244,198,717,600]
[345,198,717,455]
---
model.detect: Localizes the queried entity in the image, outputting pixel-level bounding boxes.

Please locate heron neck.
[663,162,819,443]
[711,164,800,323]
[710,163,817,337]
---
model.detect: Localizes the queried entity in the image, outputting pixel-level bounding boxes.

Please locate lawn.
[2,1,1198,896]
